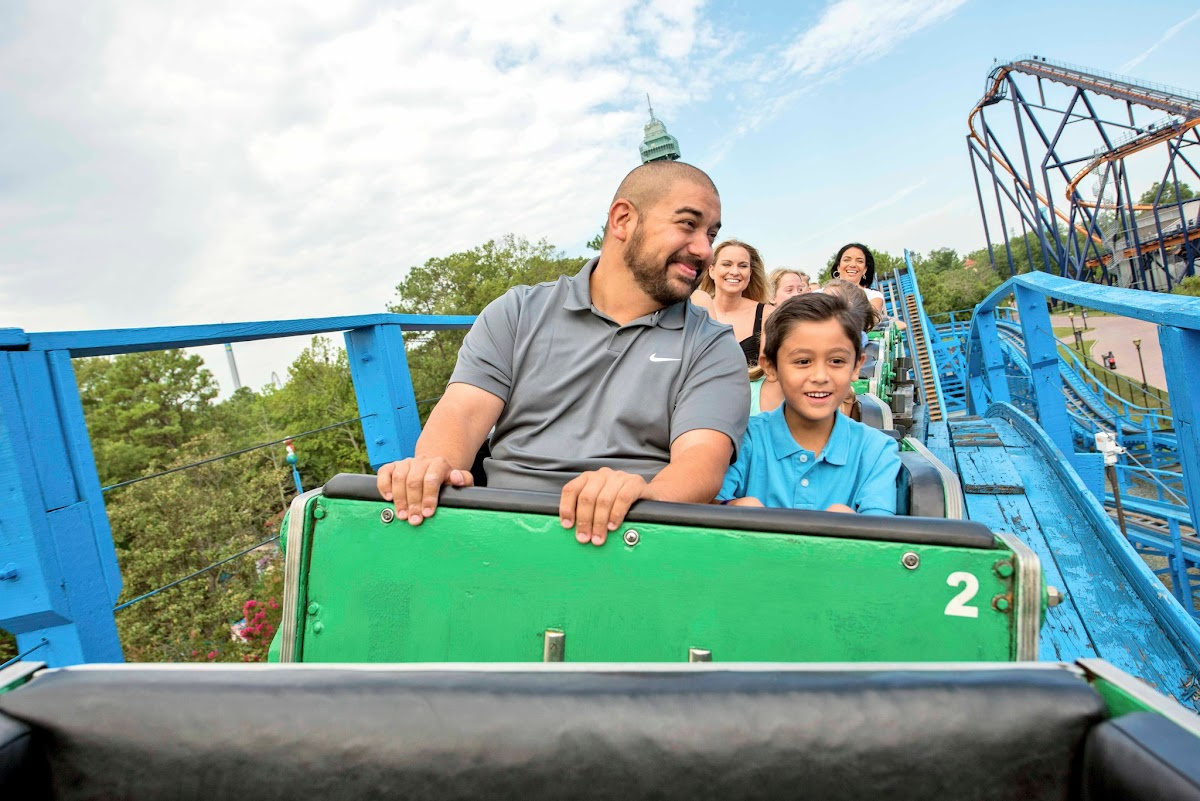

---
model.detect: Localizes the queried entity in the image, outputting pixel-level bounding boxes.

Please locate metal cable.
[103,416,372,492]
[0,638,49,672]
[113,535,281,612]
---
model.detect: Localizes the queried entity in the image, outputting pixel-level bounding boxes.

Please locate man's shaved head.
[611,161,718,213]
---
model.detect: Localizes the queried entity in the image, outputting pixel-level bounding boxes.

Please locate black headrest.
[0,665,1106,801]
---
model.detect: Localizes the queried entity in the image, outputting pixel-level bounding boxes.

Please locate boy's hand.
[725,497,764,508]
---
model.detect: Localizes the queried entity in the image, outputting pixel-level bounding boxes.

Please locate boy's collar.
[767,404,851,465]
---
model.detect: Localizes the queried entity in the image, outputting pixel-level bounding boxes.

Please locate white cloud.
[1120,8,1200,73]
[0,0,718,394]
[704,0,968,162]
[781,0,967,80]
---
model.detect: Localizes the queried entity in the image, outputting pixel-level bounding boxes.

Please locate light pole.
[1133,338,1148,390]
[1068,313,1083,352]
[1081,309,1089,330]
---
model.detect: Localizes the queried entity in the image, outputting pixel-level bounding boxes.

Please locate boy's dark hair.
[831,242,876,288]
[762,293,865,366]
[820,278,882,332]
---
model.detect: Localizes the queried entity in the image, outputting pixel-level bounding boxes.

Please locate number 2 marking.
[945,572,980,618]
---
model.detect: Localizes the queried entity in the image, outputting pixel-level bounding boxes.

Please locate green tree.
[262,337,370,486]
[585,224,605,251]
[388,235,586,422]
[1138,181,1195,206]
[107,442,288,663]
[76,350,218,487]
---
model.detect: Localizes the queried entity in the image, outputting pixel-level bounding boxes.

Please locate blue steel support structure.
[967,273,1200,558]
[0,313,472,666]
[968,56,1200,289]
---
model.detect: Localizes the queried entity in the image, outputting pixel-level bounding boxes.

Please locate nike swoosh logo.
[649,354,681,362]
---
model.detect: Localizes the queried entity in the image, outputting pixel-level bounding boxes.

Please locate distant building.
[639,95,681,164]
[1108,197,1200,290]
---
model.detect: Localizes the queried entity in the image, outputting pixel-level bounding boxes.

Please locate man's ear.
[608,199,638,243]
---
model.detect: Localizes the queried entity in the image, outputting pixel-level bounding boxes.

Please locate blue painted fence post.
[1159,326,1200,540]
[345,324,423,470]
[1014,285,1104,496]
[969,312,1010,413]
[0,346,123,666]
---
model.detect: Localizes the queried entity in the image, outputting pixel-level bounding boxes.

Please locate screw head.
[380,508,395,524]
[901,551,920,570]
[1046,585,1065,607]
[994,560,1014,578]
[623,529,640,547]
[307,602,320,615]
[312,622,324,634]
[993,595,1012,612]
[312,505,326,520]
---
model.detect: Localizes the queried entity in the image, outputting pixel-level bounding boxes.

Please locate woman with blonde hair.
[692,239,773,366]
[769,268,811,304]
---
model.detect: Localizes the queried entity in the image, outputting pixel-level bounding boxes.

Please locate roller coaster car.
[266,472,1041,665]
[3,659,1199,800]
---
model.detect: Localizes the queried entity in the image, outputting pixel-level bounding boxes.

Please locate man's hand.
[559,468,649,546]
[377,457,475,526]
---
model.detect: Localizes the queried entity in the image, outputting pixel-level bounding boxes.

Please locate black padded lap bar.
[0,666,1106,801]
[324,473,995,549]
[1083,712,1200,801]
[899,451,948,519]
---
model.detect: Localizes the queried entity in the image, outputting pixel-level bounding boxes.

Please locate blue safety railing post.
[977,312,1011,409]
[1159,325,1200,541]
[0,346,123,666]
[345,324,423,470]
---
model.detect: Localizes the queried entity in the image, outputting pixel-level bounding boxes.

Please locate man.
[377,161,749,545]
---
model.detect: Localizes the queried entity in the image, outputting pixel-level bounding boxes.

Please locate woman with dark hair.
[692,239,774,366]
[830,243,885,314]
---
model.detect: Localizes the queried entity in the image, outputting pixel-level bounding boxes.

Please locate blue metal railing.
[964,273,1200,617]
[0,313,474,667]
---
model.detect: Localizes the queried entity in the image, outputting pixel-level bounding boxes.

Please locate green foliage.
[76,350,218,487]
[107,442,287,662]
[388,235,586,422]
[585,224,605,252]
[262,337,370,486]
[1172,275,1200,297]
[1138,181,1195,206]
[0,629,15,663]
[71,336,370,663]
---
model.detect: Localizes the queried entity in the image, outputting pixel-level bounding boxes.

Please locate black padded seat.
[897,449,947,518]
[1083,712,1200,801]
[0,712,31,797]
[0,665,1107,801]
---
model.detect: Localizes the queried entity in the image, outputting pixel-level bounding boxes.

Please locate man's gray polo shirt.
[449,258,750,493]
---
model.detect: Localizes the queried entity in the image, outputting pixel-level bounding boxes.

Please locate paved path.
[1049,314,1166,391]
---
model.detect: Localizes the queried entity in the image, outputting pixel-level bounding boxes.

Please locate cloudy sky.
[2,0,1197,394]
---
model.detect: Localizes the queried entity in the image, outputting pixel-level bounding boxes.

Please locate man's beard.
[623,226,704,306]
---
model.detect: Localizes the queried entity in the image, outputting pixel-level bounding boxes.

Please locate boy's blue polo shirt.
[717,405,901,515]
